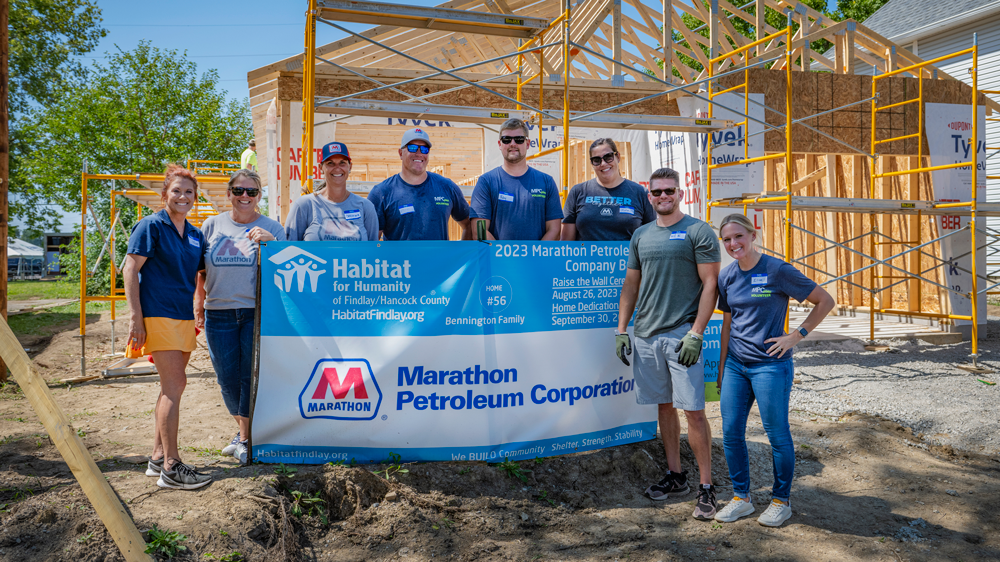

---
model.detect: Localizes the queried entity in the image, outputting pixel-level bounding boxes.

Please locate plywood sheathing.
[335,124,484,184]
[715,69,994,156]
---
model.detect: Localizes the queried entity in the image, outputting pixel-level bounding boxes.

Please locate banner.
[253,241,721,464]
[925,103,987,329]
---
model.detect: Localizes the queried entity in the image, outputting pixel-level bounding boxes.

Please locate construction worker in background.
[616,167,721,521]
[367,128,472,240]
[470,118,562,241]
[241,140,257,171]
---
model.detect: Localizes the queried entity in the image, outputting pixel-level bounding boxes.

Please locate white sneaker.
[233,440,248,465]
[714,497,755,522]
[757,499,792,527]
[221,432,241,456]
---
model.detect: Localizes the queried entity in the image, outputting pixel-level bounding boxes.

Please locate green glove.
[476,220,487,242]
[615,333,632,366]
[674,331,703,368]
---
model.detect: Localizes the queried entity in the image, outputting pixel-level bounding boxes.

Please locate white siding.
[916,13,1000,266]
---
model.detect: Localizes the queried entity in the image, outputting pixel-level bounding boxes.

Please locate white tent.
[8,237,45,279]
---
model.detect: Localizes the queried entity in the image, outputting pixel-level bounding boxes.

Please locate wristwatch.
[796,326,808,337]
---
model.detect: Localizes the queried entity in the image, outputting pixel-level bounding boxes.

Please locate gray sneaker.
[221,432,241,456]
[157,461,212,490]
[145,456,164,477]
[692,484,718,520]
[233,440,248,465]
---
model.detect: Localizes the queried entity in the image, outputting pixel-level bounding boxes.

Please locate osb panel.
[718,70,991,157]
[278,75,679,116]
[334,125,484,183]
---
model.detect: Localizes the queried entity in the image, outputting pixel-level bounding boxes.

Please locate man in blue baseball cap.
[367,128,472,240]
[285,141,379,241]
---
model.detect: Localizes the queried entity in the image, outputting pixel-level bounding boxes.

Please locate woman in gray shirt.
[195,169,285,464]
[285,141,379,241]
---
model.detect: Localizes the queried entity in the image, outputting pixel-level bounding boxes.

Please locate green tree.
[829,0,891,23]
[17,42,252,292]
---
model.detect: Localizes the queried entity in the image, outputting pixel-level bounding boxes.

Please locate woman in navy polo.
[713,213,834,527]
[124,164,212,490]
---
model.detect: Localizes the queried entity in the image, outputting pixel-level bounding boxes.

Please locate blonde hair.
[719,213,755,235]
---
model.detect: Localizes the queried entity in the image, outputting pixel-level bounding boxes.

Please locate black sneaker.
[693,484,718,520]
[145,456,164,477]
[645,470,690,501]
[157,461,212,490]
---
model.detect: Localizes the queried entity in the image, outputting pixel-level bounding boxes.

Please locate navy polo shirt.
[127,210,207,320]
[470,167,563,240]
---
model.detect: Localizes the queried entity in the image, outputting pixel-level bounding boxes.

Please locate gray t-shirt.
[285,192,379,242]
[562,178,656,241]
[202,212,286,310]
[626,214,721,338]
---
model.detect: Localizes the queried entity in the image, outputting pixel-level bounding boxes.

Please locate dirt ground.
[1,310,998,561]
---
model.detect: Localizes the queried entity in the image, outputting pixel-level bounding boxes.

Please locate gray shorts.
[633,323,706,411]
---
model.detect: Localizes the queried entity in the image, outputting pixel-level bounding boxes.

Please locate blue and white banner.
[253,241,721,464]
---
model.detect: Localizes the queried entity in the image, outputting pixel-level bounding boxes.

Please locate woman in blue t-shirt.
[713,214,834,527]
[125,164,212,491]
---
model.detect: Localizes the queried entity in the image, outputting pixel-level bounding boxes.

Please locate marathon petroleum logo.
[209,237,254,267]
[269,247,327,292]
[298,359,382,421]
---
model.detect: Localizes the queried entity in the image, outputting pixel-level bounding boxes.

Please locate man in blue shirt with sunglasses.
[470,118,562,241]
[368,128,472,240]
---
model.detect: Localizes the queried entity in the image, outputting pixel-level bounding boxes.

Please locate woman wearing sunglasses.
[195,169,285,464]
[286,142,379,241]
[713,213,834,527]
[561,138,656,241]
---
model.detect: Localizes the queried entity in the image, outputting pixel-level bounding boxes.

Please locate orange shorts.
[126,317,197,357]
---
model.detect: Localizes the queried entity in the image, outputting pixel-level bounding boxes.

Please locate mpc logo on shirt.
[208,236,255,267]
[434,196,451,206]
[269,247,327,293]
[529,188,546,198]
[298,358,382,420]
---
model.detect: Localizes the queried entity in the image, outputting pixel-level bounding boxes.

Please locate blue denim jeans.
[720,355,795,501]
[205,308,255,418]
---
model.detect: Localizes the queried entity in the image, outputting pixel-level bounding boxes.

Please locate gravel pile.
[788,317,1000,456]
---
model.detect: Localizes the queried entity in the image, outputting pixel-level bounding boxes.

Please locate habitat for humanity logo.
[269,247,327,292]
[298,358,382,420]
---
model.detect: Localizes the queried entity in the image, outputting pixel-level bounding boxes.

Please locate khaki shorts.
[127,317,197,356]
[633,323,705,411]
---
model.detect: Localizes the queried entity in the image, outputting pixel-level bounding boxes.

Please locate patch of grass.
[77,532,94,544]
[182,445,224,457]
[77,429,86,438]
[3,417,26,422]
[8,280,78,300]
[373,452,409,480]
[0,382,24,400]
[289,490,327,524]
[274,463,297,476]
[145,524,187,559]
[536,490,555,506]
[8,301,126,337]
[494,458,528,483]
[203,553,245,562]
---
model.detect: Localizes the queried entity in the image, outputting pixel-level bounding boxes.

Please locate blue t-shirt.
[717,254,817,363]
[126,210,207,320]
[367,172,471,240]
[470,167,563,240]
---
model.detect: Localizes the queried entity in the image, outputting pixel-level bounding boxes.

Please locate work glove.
[674,331,704,368]
[615,332,632,366]
[476,220,487,242]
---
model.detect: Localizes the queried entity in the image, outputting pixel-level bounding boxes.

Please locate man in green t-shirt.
[241,140,257,171]
[616,167,721,520]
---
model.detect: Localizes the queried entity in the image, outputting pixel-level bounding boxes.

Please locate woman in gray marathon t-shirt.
[285,141,379,241]
[560,138,656,242]
[195,169,285,464]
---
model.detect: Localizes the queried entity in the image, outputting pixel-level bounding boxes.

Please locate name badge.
[669,231,687,240]
[398,204,415,215]
[751,274,768,285]
[344,209,362,220]
[187,235,200,248]
[619,206,635,215]
[498,192,515,203]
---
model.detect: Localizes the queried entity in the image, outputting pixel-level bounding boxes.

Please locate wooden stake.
[0,0,8,383]
[0,317,152,561]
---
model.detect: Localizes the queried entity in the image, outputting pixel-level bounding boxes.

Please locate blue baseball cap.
[400,128,432,148]
[321,141,351,163]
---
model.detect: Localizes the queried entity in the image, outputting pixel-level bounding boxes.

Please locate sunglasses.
[500,136,526,145]
[649,187,678,197]
[404,144,430,154]
[230,187,260,197]
[590,152,618,166]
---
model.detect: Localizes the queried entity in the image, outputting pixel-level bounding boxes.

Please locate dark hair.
[590,138,619,156]
[162,164,198,199]
[249,140,256,147]
[228,169,262,192]
[649,167,680,185]
[499,118,529,137]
